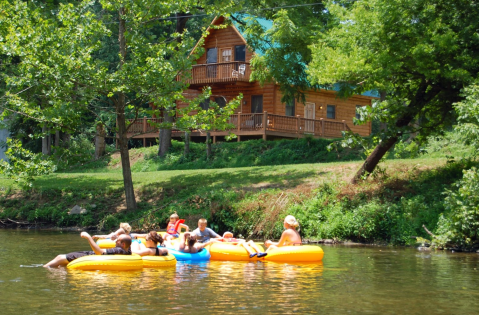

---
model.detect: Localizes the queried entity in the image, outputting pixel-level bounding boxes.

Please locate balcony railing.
[182,61,251,85]
[125,113,349,139]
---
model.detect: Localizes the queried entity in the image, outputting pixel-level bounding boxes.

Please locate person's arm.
[266,231,290,248]
[92,233,115,239]
[131,248,153,256]
[130,233,147,239]
[81,232,106,254]
[179,223,189,232]
[208,228,221,239]
[109,228,126,240]
[276,230,290,247]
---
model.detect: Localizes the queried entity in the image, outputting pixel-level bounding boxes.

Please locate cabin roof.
[200,15,379,98]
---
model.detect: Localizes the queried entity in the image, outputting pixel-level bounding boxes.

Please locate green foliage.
[50,134,95,170]
[125,137,364,172]
[454,82,479,154]
[0,139,55,189]
[435,167,479,249]
[308,0,479,176]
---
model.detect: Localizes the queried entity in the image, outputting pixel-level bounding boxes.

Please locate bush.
[435,167,479,249]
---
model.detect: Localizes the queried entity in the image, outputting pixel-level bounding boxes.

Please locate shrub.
[434,167,479,249]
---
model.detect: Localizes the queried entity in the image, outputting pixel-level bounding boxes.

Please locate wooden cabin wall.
[196,25,254,64]
[177,82,276,115]
[274,86,372,136]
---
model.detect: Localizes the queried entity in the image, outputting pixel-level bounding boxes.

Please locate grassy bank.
[0,133,475,244]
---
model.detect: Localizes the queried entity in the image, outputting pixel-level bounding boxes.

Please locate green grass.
[0,132,475,245]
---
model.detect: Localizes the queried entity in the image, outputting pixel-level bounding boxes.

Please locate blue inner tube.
[162,246,211,261]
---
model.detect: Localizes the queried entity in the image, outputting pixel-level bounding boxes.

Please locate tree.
[307,0,479,183]
[176,88,241,159]
[1,0,234,210]
[232,1,328,104]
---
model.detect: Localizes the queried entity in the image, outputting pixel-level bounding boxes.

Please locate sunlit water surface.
[1,229,479,314]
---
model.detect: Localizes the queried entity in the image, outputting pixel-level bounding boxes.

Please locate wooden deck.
[182,62,251,87]
[123,112,351,145]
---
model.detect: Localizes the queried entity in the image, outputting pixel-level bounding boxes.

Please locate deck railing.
[125,112,349,138]
[182,61,251,85]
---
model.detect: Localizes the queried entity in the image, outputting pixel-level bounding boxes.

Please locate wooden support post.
[342,120,346,131]
[320,118,324,136]
[237,112,241,132]
[213,135,216,144]
[296,115,301,138]
[262,111,267,140]
[143,116,147,147]
[237,135,241,142]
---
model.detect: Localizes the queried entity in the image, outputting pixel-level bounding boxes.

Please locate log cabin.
[126,16,377,146]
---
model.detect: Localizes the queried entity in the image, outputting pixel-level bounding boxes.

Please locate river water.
[1,229,478,314]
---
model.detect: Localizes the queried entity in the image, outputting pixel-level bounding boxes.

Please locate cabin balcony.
[182,62,251,87]
[122,112,351,146]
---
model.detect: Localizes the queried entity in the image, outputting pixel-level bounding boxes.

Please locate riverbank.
[1,132,475,245]
[1,154,474,245]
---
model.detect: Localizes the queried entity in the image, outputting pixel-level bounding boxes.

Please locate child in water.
[93,222,132,240]
[265,215,302,252]
[164,212,189,241]
[222,231,267,258]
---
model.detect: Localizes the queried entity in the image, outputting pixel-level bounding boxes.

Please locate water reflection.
[1,230,479,314]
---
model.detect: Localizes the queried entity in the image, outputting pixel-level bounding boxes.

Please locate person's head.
[116,234,132,250]
[198,218,207,231]
[186,234,197,247]
[223,231,233,239]
[119,223,132,234]
[284,215,299,229]
[169,213,179,223]
[146,231,163,246]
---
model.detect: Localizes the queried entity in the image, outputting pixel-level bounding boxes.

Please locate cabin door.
[304,102,315,133]
[219,48,232,78]
[206,48,217,78]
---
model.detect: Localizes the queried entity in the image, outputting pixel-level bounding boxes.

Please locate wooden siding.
[274,86,372,137]
[196,24,254,65]
[178,82,276,115]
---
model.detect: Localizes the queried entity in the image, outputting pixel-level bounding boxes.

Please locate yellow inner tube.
[206,242,264,261]
[67,254,144,271]
[262,245,324,262]
[142,254,177,268]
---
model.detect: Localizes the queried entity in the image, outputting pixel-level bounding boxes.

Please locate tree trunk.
[206,131,212,159]
[158,112,172,157]
[95,123,106,160]
[42,124,51,155]
[352,83,441,183]
[117,8,137,211]
[379,91,388,132]
[55,130,60,147]
[184,131,190,157]
[62,132,70,148]
[157,13,191,157]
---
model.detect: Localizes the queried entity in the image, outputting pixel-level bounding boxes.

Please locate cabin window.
[327,105,336,119]
[207,48,218,63]
[220,48,232,62]
[200,98,210,110]
[285,99,295,116]
[356,105,362,119]
[215,97,226,108]
[235,45,246,62]
[251,95,263,113]
[206,48,217,78]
